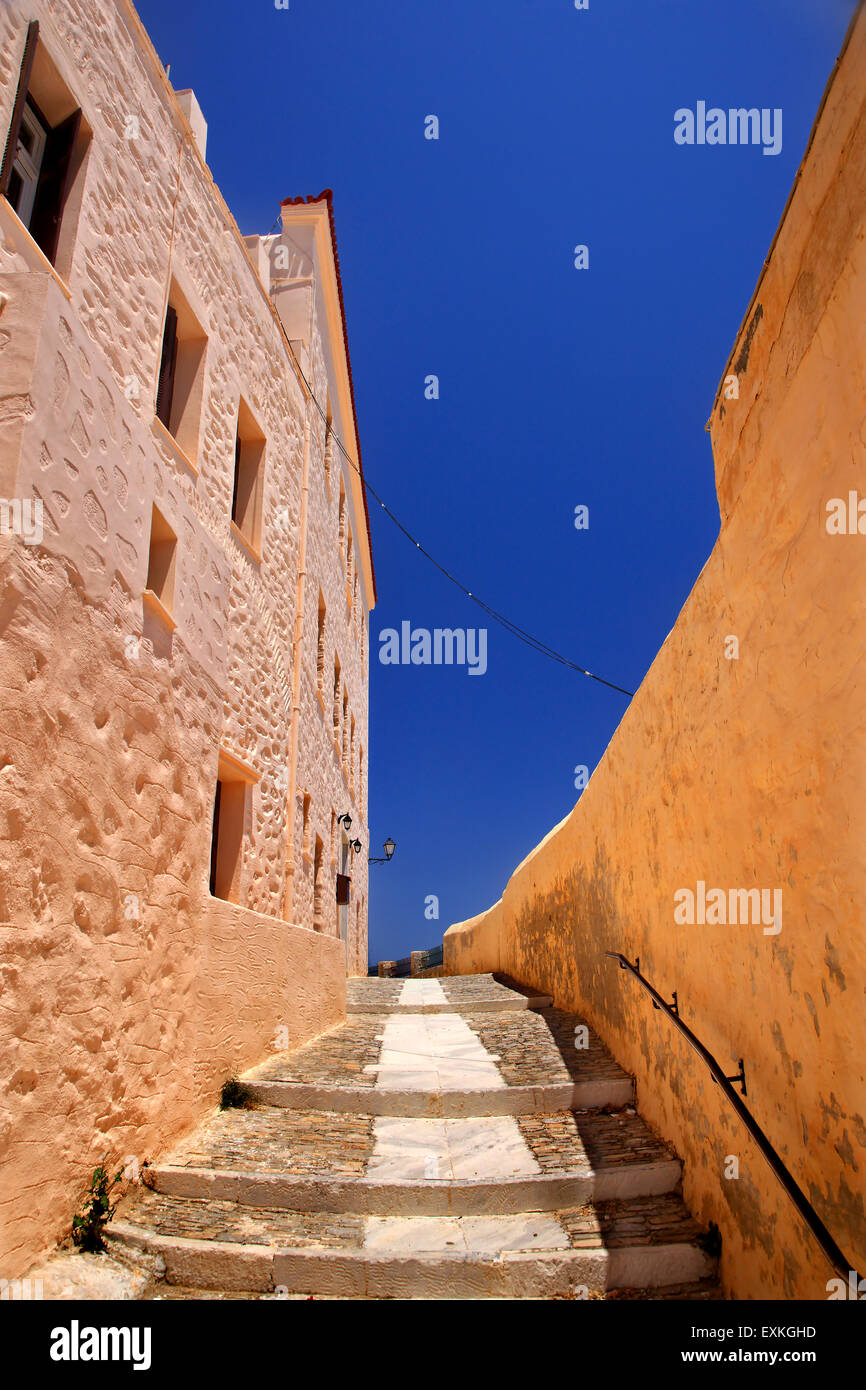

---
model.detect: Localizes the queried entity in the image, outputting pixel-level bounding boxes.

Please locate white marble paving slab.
[366,1014,505,1092]
[459,1213,569,1253]
[365,1115,540,1182]
[366,1117,453,1181]
[444,1117,540,1179]
[398,979,448,1005]
[362,1213,569,1254]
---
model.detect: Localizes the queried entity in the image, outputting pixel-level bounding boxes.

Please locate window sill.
[230,520,262,566]
[150,413,198,479]
[0,195,72,300]
[142,587,177,631]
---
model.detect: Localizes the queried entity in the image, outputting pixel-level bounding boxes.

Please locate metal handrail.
[605,950,862,1285]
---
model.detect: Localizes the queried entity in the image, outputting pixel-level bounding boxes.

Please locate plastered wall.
[0,0,369,1276]
[445,11,866,1301]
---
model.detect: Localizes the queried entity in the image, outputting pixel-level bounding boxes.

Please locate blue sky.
[136,0,856,966]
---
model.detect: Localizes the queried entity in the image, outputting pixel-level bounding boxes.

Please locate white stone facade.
[0,0,373,1277]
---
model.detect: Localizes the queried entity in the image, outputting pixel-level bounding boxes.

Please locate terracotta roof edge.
[280,191,377,602]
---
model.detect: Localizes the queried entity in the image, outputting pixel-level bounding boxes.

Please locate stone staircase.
[109,975,722,1299]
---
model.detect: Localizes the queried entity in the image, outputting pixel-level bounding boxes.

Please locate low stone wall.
[445,11,866,1302]
[444,903,503,976]
[2,889,344,1281]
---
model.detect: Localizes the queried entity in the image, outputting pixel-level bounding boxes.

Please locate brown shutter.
[209,781,222,896]
[231,432,241,522]
[336,873,351,906]
[0,20,39,199]
[155,305,178,428]
[29,107,81,264]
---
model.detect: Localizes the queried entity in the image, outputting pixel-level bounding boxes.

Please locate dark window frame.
[1,22,85,267]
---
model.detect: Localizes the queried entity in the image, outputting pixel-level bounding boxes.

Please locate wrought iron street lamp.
[368,837,396,864]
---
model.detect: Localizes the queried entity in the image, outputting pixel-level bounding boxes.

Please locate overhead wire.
[283,329,636,700]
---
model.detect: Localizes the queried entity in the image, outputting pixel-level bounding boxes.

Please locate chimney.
[175,89,207,161]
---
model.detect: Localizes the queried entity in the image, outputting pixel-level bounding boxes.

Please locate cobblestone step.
[141,1279,726,1301]
[242,1079,633,1115]
[142,1105,680,1212]
[245,1003,633,1112]
[346,975,553,1013]
[104,974,720,1300]
[111,1190,715,1298]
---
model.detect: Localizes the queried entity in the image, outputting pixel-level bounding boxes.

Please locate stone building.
[0,0,374,1277]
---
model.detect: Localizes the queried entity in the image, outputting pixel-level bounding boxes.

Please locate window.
[316,593,327,695]
[209,780,222,896]
[302,792,311,858]
[324,397,333,497]
[155,306,178,428]
[333,655,341,744]
[313,835,325,931]
[209,777,246,902]
[0,22,91,275]
[231,397,266,553]
[155,280,207,466]
[209,752,256,903]
[144,504,177,619]
[7,99,45,228]
[338,478,347,562]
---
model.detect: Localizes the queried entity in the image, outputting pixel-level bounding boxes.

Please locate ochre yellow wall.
[446,12,866,1302]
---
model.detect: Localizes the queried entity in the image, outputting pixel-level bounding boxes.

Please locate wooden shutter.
[231,432,241,522]
[209,781,222,896]
[336,873,351,906]
[29,107,81,264]
[0,20,39,200]
[155,305,178,428]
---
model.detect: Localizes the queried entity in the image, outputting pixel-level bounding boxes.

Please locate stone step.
[608,1279,726,1301]
[141,1105,680,1214]
[243,1078,633,1115]
[142,1279,726,1301]
[346,974,553,1015]
[110,1191,716,1299]
[347,999,555,1015]
[96,974,721,1301]
[244,1004,634,1112]
[140,1278,722,1301]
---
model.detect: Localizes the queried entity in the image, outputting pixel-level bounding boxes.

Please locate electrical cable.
[286,341,636,700]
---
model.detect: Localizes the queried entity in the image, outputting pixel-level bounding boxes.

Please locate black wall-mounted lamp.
[368,837,396,864]
[338,812,352,833]
[350,838,362,855]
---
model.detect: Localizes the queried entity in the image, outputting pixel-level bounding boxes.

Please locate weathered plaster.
[0,0,371,1276]
[445,10,866,1301]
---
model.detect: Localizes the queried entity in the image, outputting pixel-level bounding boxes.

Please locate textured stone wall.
[0,0,369,1276]
[445,12,866,1301]
[287,290,370,974]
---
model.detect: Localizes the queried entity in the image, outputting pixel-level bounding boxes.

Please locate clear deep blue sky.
[136,0,855,966]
